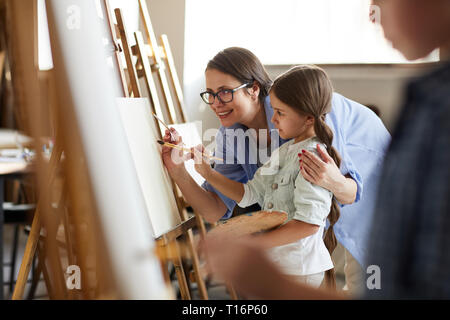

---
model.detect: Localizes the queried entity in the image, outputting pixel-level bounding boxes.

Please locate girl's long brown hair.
[271,65,341,290]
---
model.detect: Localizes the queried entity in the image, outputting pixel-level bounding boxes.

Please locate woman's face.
[204,69,258,127]
[269,92,313,141]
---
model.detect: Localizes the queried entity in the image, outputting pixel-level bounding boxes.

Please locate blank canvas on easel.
[117,97,181,238]
[46,0,167,299]
[168,122,205,187]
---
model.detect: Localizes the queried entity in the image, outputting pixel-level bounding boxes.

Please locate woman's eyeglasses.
[200,83,251,105]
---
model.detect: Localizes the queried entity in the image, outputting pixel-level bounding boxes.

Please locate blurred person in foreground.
[202,0,450,299]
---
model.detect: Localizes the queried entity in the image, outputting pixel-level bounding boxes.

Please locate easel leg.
[169,240,191,300]
[8,224,20,295]
[12,210,41,300]
[159,258,171,285]
[36,240,54,299]
[26,255,41,300]
[226,282,239,300]
[185,229,208,300]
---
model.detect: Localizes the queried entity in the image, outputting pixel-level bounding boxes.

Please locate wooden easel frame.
[103,0,128,98]
[135,2,237,299]
[6,0,75,299]
[12,0,114,298]
[101,1,206,300]
[111,4,237,300]
[11,143,62,300]
[137,0,180,125]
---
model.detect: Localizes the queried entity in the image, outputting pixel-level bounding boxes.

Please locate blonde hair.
[272,65,341,290]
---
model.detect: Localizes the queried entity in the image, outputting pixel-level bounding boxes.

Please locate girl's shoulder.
[286,137,324,156]
[273,137,324,170]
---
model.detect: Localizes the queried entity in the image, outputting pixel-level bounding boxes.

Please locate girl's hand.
[161,128,190,175]
[299,144,346,193]
[192,144,213,179]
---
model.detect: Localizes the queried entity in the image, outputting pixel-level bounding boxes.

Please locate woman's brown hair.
[206,47,273,105]
[271,65,341,290]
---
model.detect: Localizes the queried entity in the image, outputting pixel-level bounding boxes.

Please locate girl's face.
[204,69,259,127]
[269,92,314,142]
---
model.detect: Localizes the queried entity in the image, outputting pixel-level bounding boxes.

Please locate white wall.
[145,0,185,87]
[267,64,431,132]
[142,0,434,134]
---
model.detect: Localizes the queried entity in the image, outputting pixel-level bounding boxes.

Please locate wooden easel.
[102,0,205,300]
[12,141,67,299]
[14,1,200,300]
[135,1,236,299]
[10,0,188,300]
[0,51,5,81]
[110,2,237,300]
[5,0,77,300]
[136,0,181,125]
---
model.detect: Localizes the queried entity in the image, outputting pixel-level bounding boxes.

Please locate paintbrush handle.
[152,112,170,130]
[161,141,223,162]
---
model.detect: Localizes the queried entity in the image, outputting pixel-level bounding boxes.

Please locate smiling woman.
[162,47,283,223]
[203,48,273,129]
[203,70,265,129]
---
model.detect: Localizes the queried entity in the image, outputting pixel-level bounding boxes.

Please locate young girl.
[193,65,341,288]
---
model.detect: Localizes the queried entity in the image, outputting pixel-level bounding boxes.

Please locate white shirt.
[238,137,334,275]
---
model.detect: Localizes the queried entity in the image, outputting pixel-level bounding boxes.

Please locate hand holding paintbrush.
[157,139,223,162]
[159,126,223,179]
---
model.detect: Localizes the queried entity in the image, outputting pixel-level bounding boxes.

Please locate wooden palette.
[209,210,288,238]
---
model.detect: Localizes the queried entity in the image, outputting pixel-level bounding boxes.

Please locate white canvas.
[168,122,205,187]
[46,0,167,299]
[117,98,181,238]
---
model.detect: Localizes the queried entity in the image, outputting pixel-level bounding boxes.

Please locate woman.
[162,47,390,294]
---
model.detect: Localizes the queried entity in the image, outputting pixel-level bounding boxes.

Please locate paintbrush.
[152,112,176,141]
[157,140,223,162]
[152,112,171,132]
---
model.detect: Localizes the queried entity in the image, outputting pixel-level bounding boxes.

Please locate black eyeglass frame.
[200,83,251,105]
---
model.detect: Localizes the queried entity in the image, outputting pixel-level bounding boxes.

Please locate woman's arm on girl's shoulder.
[300,144,357,204]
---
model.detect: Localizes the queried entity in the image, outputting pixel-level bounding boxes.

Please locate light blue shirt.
[202,93,391,266]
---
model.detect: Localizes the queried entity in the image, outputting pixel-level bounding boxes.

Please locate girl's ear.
[306,116,315,126]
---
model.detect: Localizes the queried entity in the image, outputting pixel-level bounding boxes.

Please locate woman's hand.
[299,144,356,204]
[299,144,345,190]
[161,128,189,175]
[192,144,214,179]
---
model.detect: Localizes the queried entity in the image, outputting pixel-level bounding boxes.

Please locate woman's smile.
[217,110,234,119]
